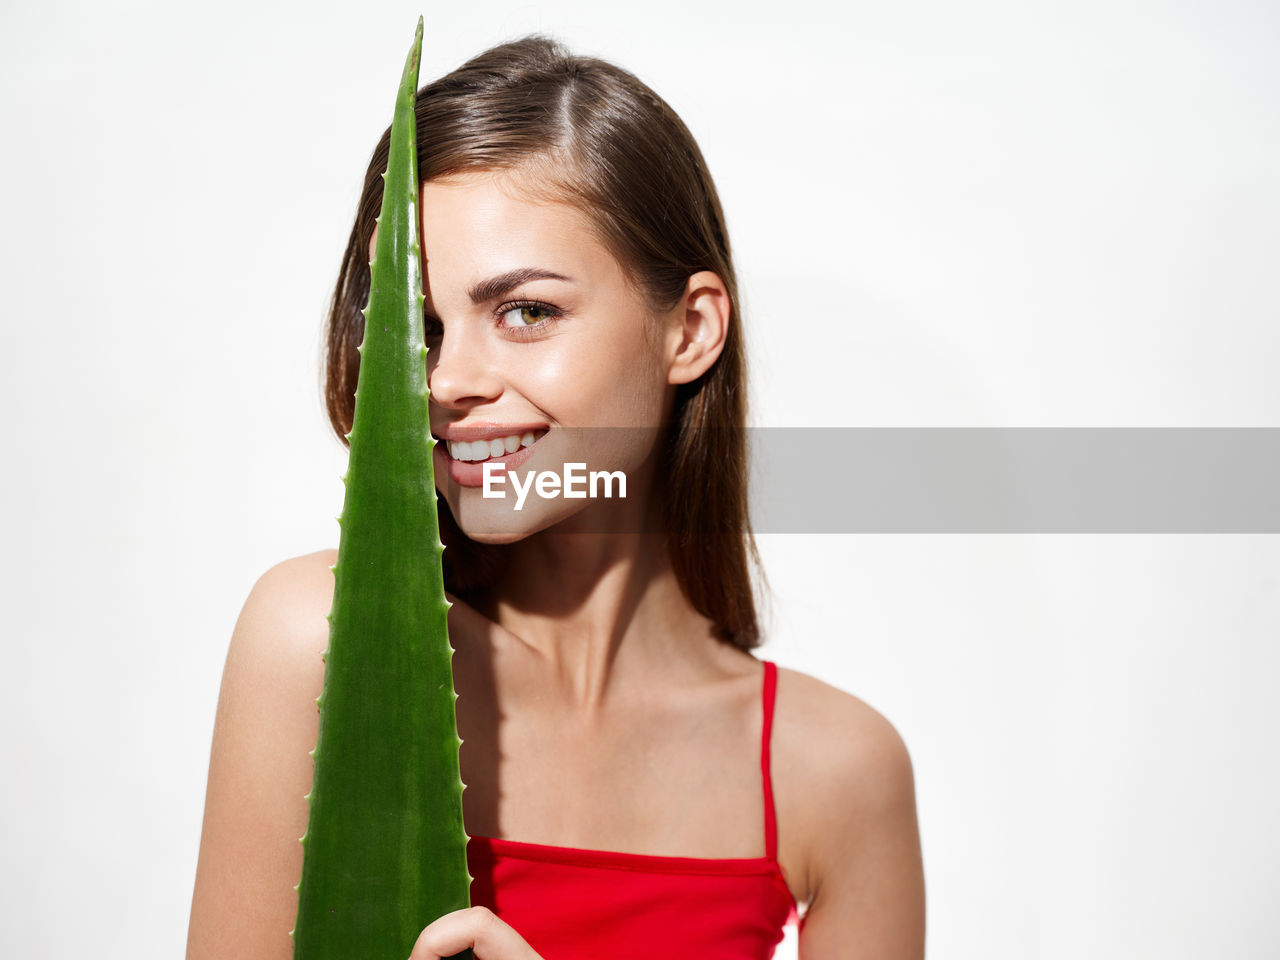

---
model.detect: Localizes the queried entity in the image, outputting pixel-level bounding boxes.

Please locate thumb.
[410,906,542,960]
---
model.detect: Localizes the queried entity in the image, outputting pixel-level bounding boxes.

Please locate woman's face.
[405,169,676,542]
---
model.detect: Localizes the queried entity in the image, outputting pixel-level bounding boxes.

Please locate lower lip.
[437,437,540,487]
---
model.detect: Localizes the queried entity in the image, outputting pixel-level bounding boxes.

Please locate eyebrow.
[467,267,575,305]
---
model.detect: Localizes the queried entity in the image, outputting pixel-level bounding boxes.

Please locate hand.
[409,906,545,960]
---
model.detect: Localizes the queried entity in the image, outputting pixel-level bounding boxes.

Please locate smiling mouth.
[437,428,549,463]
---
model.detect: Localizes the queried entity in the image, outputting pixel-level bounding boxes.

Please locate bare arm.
[797,702,926,959]
[186,553,333,960]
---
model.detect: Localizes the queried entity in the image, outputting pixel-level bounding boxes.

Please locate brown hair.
[323,34,763,650]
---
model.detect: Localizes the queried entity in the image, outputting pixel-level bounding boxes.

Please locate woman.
[186,34,924,960]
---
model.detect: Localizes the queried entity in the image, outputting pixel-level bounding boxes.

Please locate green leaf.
[292,17,473,960]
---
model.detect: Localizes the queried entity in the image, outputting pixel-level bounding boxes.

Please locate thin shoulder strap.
[760,659,779,862]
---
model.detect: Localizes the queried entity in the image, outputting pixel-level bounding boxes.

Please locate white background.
[2,1,1277,958]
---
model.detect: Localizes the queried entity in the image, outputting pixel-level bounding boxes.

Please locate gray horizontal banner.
[436,428,1280,533]
[747,428,1280,532]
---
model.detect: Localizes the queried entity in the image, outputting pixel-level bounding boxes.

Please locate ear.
[665,270,731,385]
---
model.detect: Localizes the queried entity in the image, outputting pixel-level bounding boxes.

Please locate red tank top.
[465,660,799,960]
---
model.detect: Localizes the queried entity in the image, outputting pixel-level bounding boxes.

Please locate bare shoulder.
[772,666,915,808]
[186,549,338,960]
[214,550,338,719]
[770,665,924,955]
[236,548,338,645]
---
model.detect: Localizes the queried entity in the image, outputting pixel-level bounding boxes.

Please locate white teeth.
[448,432,541,462]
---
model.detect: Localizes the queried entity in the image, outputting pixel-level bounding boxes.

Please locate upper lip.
[432,421,549,443]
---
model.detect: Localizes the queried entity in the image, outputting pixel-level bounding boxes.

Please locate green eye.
[496,299,564,337]
[515,304,549,323]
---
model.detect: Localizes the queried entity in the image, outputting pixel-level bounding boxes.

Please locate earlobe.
[667,270,731,385]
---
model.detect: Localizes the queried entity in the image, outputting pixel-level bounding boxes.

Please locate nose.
[426,320,504,408]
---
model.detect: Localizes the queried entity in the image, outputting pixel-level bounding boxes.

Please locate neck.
[477,521,715,712]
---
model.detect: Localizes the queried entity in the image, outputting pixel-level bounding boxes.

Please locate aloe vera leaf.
[291,18,472,960]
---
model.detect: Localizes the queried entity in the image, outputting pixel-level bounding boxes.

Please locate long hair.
[323,35,763,649]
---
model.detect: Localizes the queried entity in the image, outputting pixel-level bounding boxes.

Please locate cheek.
[573,318,668,415]
[511,331,665,424]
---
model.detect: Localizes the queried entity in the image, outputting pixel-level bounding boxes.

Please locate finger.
[409,906,540,960]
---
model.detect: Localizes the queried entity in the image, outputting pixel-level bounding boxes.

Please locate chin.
[441,489,585,544]
[457,526,534,546]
